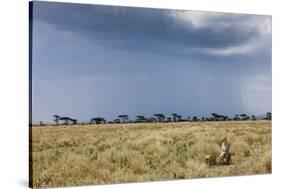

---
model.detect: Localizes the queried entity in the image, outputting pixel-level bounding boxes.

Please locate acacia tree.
[90,117,106,124]
[240,114,249,120]
[58,117,77,125]
[118,115,129,123]
[154,114,165,122]
[211,113,228,121]
[265,112,272,120]
[211,113,220,121]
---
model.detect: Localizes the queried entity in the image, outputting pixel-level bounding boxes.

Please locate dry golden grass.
[30,121,271,188]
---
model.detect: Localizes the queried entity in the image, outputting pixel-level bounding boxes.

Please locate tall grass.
[31,121,271,188]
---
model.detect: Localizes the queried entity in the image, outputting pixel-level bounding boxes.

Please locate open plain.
[31,121,271,188]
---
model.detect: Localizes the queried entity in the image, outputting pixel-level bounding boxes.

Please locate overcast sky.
[31,1,272,123]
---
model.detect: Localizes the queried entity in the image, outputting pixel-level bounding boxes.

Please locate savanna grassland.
[30,121,271,188]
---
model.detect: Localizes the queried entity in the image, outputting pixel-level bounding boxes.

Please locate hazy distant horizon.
[31,2,272,124]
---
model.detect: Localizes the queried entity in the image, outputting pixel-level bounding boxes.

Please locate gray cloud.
[33,1,271,57]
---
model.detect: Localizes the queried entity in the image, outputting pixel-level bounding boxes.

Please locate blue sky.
[31,1,272,123]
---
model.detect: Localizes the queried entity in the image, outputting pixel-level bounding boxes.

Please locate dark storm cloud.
[33,1,265,57]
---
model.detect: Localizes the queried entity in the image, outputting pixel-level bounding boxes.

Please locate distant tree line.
[34,112,272,126]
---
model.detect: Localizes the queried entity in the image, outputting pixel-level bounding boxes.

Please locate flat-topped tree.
[265,112,272,120]
[240,114,249,120]
[118,115,129,123]
[153,114,165,122]
[211,113,227,121]
[58,116,77,125]
[90,117,106,124]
